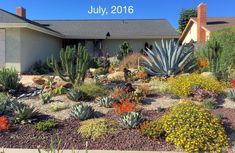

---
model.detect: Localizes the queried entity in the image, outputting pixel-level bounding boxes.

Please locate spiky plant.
[228,90,235,102]
[142,40,196,77]
[70,103,94,120]
[98,97,115,108]
[0,93,9,115]
[118,112,143,128]
[67,89,88,102]
[40,92,53,104]
[47,44,90,87]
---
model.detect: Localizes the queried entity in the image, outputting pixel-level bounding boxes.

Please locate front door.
[0,29,5,67]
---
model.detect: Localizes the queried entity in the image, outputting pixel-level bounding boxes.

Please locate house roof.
[34,19,179,39]
[180,17,235,42]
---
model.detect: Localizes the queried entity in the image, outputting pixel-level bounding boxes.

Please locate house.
[180,3,235,44]
[0,7,179,73]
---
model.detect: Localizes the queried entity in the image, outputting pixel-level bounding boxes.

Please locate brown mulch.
[0,108,235,151]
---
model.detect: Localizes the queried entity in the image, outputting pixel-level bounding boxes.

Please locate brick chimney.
[197,3,207,42]
[16,7,26,18]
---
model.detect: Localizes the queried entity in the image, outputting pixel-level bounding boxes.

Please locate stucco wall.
[5,28,21,71]
[20,28,62,72]
[183,23,198,44]
[102,39,161,56]
[0,29,6,67]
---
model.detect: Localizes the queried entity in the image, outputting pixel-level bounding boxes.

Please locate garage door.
[0,29,5,67]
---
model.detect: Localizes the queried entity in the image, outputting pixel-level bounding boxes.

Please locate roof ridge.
[33,19,168,21]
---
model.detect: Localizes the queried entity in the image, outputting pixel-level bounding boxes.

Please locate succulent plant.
[70,103,94,120]
[10,101,37,124]
[0,93,9,115]
[40,92,52,104]
[67,89,88,102]
[141,40,196,77]
[98,97,115,108]
[118,112,143,128]
[228,90,235,102]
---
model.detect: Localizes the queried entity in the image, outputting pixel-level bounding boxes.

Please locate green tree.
[178,9,197,33]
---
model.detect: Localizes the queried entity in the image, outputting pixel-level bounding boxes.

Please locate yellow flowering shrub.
[161,101,229,152]
[168,74,224,96]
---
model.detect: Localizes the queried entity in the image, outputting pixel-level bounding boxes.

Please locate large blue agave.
[142,40,197,76]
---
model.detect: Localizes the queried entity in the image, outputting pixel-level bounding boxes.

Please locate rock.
[107,71,124,80]
[31,91,38,97]
[17,94,26,99]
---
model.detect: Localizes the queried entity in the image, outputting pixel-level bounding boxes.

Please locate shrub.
[161,101,229,152]
[113,99,136,115]
[118,112,143,128]
[76,82,109,98]
[140,120,165,139]
[168,74,224,96]
[93,67,107,77]
[119,53,142,70]
[78,118,118,140]
[27,60,52,75]
[0,93,9,115]
[53,86,67,95]
[117,42,133,61]
[149,79,170,94]
[137,84,152,96]
[228,90,235,102]
[70,103,94,120]
[49,103,68,112]
[0,67,20,91]
[40,92,53,104]
[203,98,217,109]
[0,116,10,131]
[111,87,130,101]
[34,119,58,131]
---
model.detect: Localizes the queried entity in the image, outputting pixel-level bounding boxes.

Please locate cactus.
[98,97,115,108]
[67,89,88,102]
[70,103,94,120]
[228,90,235,102]
[47,44,90,86]
[118,112,143,128]
[142,40,196,77]
[117,42,133,61]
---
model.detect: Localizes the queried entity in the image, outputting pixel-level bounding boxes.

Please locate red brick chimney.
[16,7,26,18]
[197,3,207,42]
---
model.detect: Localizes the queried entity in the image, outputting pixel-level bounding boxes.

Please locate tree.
[178,9,197,33]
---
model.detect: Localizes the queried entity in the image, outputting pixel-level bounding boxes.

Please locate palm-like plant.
[141,40,197,77]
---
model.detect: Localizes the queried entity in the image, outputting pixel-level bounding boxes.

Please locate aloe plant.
[142,40,196,76]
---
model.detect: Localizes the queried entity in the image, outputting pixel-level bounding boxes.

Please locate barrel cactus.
[118,112,143,128]
[142,40,196,77]
[98,97,116,108]
[71,103,94,120]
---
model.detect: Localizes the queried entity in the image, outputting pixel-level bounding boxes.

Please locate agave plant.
[70,103,94,120]
[228,90,235,102]
[0,93,9,115]
[10,101,37,123]
[142,40,197,76]
[67,89,88,102]
[98,97,115,108]
[118,112,143,128]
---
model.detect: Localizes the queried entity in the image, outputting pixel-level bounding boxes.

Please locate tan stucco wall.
[183,23,198,44]
[5,28,21,71]
[0,29,6,67]
[102,39,162,56]
[20,28,62,72]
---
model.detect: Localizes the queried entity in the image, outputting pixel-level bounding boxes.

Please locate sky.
[0,0,235,28]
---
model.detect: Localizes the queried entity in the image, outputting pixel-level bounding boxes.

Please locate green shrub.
[70,103,94,120]
[149,79,170,94]
[203,98,217,109]
[34,119,58,131]
[168,73,224,96]
[0,67,20,91]
[76,82,109,98]
[117,42,133,61]
[40,92,53,104]
[78,118,118,140]
[161,100,229,152]
[93,67,107,77]
[53,86,67,95]
[140,120,165,139]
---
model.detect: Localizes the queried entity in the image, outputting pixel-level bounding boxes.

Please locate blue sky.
[0,0,235,28]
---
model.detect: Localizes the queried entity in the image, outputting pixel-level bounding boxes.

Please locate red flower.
[113,99,136,115]
[230,80,235,88]
[0,116,10,131]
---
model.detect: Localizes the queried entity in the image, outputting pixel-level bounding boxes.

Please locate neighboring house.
[180,3,235,44]
[0,7,179,73]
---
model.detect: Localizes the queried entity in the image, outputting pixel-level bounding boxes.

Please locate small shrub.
[93,67,107,77]
[113,99,136,115]
[34,119,58,131]
[11,101,37,124]
[203,98,217,109]
[228,90,235,102]
[67,89,89,102]
[76,82,109,98]
[140,120,165,139]
[118,112,143,128]
[71,103,94,120]
[0,116,10,131]
[0,68,20,91]
[149,79,170,94]
[137,84,152,96]
[53,86,67,95]
[27,60,52,75]
[161,101,229,152]
[119,52,142,70]
[111,87,130,101]
[40,92,53,104]
[49,103,68,112]
[98,97,115,108]
[168,73,224,96]
[78,118,118,140]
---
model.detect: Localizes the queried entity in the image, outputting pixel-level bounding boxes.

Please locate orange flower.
[137,70,148,79]
[198,58,209,68]
[113,99,136,115]
[231,80,235,88]
[0,116,10,131]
